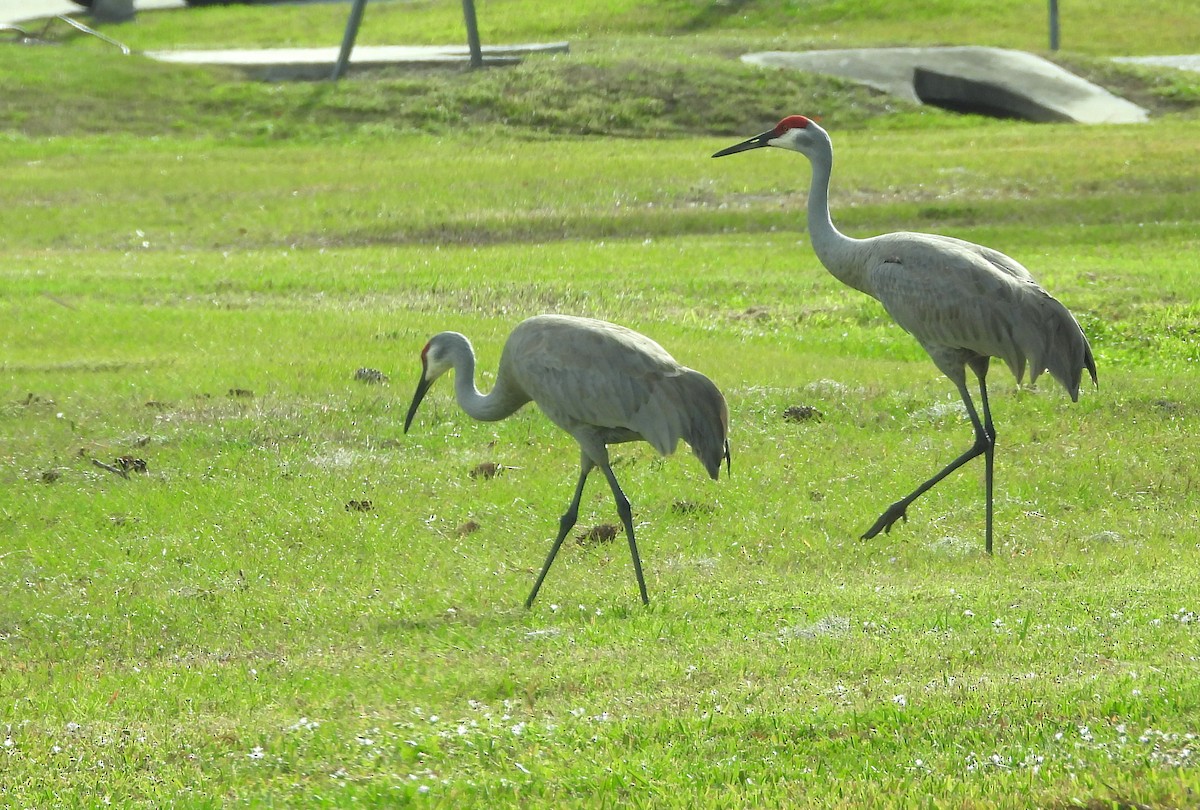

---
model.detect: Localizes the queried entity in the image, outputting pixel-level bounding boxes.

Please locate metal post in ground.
[463,0,483,68]
[1048,0,1060,51]
[332,0,369,81]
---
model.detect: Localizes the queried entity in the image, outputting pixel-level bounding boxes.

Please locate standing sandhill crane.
[714,115,1096,553]
[404,314,730,606]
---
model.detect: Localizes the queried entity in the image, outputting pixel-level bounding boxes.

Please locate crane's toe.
[861,502,908,540]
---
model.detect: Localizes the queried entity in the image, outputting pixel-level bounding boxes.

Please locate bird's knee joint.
[615,499,633,522]
[973,431,995,453]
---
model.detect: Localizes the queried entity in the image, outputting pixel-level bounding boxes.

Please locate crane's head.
[712,115,829,160]
[403,332,462,433]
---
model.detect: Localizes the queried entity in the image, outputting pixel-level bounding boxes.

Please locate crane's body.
[715,115,1096,552]
[404,314,730,606]
[830,230,1093,398]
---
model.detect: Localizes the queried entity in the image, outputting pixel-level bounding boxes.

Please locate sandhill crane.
[714,115,1096,553]
[404,314,731,606]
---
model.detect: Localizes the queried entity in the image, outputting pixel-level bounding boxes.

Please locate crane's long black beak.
[712,130,773,158]
[403,372,433,433]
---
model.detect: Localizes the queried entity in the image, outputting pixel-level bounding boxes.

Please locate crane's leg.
[862,365,995,550]
[525,455,594,609]
[975,365,996,555]
[597,459,649,606]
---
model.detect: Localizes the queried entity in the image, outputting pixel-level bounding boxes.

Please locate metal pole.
[332,0,370,81]
[1048,0,1060,51]
[462,0,483,69]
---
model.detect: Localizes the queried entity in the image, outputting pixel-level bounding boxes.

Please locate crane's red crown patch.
[774,115,810,134]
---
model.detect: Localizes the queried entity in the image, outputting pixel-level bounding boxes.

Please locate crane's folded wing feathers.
[864,234,1096,395]
[502,316,728,472]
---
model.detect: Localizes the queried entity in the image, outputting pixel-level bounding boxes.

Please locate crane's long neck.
[449,340,528,423]
[805,144,873,297]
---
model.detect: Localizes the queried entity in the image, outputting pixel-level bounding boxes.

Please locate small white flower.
[511,722,526,736]
[287,717,313,731]
[892,694,907,708]
[417,785,431,794]
[963,609,975,617]
[249,746,264,760]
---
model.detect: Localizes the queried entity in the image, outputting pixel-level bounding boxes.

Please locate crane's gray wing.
[915,233,1037,282]
[501,316,714,458]
[863,234,1094,394]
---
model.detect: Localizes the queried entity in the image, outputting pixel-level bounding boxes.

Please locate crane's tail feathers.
[1021,295,1097,401]
[1083,341,1099,389]
[1050,318,1097,402]
[676,370,731,481]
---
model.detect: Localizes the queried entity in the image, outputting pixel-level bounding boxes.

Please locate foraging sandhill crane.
[404,314,730,606]
[714,115,1096,554]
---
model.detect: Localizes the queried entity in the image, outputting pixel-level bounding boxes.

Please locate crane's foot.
[861,502,908,540]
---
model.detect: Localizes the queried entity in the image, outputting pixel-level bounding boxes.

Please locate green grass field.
[2,1,1199,806]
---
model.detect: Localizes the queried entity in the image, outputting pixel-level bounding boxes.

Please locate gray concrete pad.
[1,0,568,80]
[144,42,570,79]
[1113,54,1200,73]
[743,46,1148,124]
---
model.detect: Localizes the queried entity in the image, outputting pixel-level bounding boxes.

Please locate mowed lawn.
[1,1,1199,807]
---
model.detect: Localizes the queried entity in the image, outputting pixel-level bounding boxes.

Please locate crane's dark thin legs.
[978,374,996,555]
[597,462,649,606]
[525,458,593,609]
[862,366,997,553]
[525,448,650,608]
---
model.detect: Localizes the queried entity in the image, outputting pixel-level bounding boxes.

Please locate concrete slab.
[743,46,1148,124]
[1113,54,1200,73]
[144,42,570,80]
